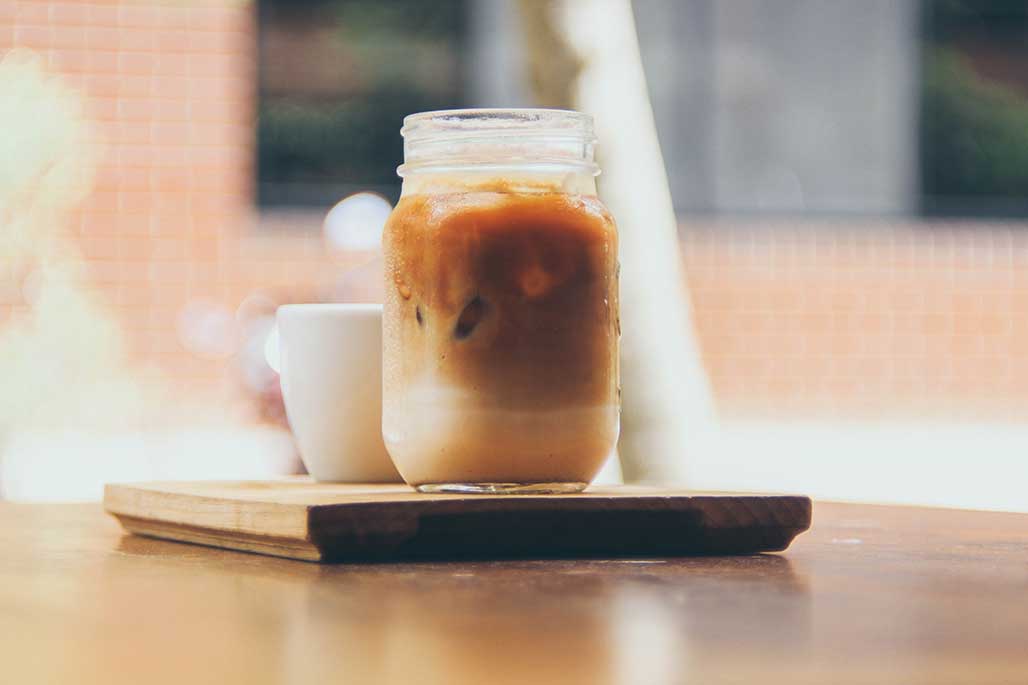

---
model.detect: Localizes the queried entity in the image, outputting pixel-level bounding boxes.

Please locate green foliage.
[330,0,464,39]
[257,88,447,203]
[927,0,1028,42]
[920,48,1028,212]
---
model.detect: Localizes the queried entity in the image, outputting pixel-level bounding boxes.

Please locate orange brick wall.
[684,221,1028,419]
[1,0,345,412]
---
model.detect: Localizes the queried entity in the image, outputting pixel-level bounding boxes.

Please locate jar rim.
[401,108,595,143]
[399,109,598,177]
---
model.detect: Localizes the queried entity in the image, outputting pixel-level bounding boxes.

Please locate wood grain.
[103,480,812,561]
[3,500,1027,684]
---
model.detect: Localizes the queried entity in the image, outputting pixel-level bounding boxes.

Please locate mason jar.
[382,109,619,494]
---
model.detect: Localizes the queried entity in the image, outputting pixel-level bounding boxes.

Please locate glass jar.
[382,109,619,494]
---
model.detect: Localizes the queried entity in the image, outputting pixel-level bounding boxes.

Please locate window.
[921,0,1028,216]
[256,0,467,207]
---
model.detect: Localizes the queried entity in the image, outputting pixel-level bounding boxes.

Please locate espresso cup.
[276,304,401,482]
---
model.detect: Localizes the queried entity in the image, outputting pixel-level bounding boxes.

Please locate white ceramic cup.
[276,304,401,482]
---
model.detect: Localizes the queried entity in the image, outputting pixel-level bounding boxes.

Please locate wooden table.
[1,501,1025,684]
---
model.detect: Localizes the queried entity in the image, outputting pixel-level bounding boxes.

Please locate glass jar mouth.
[401,108,595,141]
[398,108,599,177]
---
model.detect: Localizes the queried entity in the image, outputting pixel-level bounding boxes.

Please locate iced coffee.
[381,110,619,493]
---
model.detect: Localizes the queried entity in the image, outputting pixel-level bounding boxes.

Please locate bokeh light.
[263,323,281,376]
[323,192,392,252]
[176,300,236,360]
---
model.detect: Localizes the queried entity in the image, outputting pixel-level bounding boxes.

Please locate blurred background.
[2,0,1027,509]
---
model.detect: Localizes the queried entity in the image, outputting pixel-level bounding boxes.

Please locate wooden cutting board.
[104,479,812,562]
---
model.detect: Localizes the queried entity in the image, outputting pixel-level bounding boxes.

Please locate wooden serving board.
[104,479,812,562]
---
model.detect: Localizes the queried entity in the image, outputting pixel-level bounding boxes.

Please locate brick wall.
[1,0,345,415]
[685,221,1028,419]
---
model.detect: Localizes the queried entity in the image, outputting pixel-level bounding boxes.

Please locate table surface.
[2,501,1026,685]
